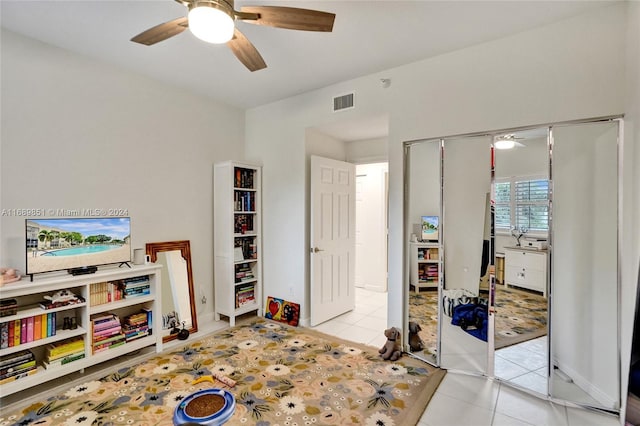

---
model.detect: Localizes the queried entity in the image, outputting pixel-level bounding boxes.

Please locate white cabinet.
[214,161,262,326]
[409,242,440,292]
[504,247,547,297]
[0,264,161,396]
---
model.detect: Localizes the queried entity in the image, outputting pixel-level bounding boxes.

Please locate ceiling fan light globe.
[188,5,235,44]
[494,139,516,150]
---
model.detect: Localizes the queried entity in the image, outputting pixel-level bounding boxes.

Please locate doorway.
[355,162,388,292]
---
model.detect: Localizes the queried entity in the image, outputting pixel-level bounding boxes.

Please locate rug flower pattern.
[0,320,444,426]
[409,284,546,355]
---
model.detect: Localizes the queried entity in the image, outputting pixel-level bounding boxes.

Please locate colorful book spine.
[20,319,27,344]
[9,320,15,347]
[41,314,48,338]
[26,317,34,342]
[0,322,8,349]
[44,352,85,369]
[34,315,42,340]
[0,367,37,385]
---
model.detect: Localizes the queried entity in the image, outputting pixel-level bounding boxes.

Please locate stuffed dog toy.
[379,327,402,361]
[408,321,425,352]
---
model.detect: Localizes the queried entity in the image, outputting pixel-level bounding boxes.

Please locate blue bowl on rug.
[173,389,235,425]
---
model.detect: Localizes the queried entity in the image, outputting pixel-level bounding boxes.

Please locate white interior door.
[310,155,355,326]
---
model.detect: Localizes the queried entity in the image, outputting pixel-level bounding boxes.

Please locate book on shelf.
[123,280,150,289]
[0,298,18,317]
[124,330,149,342]
[93,340,126,354]
[93,325,123,338]
[141,308,152,332]
[124,287,150,298]
[0,349,35,368]
[20,319,27,344]
[92,319,121,332]
[47,338,84,358]
[34,315,42,340]
[44,351,85,369]
[123,324,148,335]
[0,350,37,382]
[92,333,125,346]
[0,367,37,385]
[123,275,149,285]
[0,322,8,349]
[124,312,147,325]
[1,359,36,376]
[234,167,255,189]
[91,313,117,324]
[90,281,123,305]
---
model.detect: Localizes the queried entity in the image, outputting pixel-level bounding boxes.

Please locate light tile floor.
[311,287,621,426]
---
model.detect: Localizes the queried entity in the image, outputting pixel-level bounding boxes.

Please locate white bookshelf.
[214,161,262,326]
[0,264,162,396]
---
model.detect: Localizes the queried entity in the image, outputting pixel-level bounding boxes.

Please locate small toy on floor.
[408,321,425,352]
[192,372,237,388]
[379,327,402,361]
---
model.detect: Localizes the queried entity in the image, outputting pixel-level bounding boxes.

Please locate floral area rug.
[409,290,438,356]
[408,285,546,353]
[494,284,547,349]
[1,319,445,426]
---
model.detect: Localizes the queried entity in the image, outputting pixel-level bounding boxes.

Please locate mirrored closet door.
[549,121,620,410]
[439,136,492,375]
[404,117,622,414]
[405,139,441,366]
[492,128,550,395]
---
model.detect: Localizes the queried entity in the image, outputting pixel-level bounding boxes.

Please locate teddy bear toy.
[379,327,402,361]
[408,321,425,352]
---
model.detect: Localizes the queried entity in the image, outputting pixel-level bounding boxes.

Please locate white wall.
[246,3,628,328]
[622,0,640,420]
[346,137,388,164]
[0,30,245,325]
[407,140,440,239]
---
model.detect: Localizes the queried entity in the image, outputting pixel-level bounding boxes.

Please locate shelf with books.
[0,327,86,357]
[215,161,263,326]
[409,241,440,292]
[0,264,162,397]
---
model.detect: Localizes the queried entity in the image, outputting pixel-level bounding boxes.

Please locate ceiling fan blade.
[227,29,267,72]
[239,6,335,32]
[131,17,188,46]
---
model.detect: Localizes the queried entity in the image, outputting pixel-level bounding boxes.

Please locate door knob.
[311,247,324,253]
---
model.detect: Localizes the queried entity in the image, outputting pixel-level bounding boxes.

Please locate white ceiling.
[1,1,613,141]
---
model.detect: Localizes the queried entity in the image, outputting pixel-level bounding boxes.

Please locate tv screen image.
[421,216,439,242]
[26,217,131,275]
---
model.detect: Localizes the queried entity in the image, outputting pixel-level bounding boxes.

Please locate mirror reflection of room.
[439,136,491,374]
[492,129,549,395]
[406,140,441,365]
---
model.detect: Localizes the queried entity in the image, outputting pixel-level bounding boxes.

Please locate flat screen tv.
[26,217,131,277]
[421,215,439,242]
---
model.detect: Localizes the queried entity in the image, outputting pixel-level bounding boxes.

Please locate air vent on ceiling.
[333,92,355,112]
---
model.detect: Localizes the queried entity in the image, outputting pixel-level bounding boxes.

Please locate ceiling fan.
[131,0,336,72]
